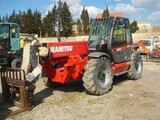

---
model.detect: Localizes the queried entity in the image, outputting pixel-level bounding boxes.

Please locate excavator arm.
[137,41,150,56]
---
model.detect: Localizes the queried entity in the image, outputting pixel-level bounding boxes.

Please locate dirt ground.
[1,61,160,120]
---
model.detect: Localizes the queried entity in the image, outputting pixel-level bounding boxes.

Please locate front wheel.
[11,57,22,69]
[82,57,113,95]
[127,52,143,80]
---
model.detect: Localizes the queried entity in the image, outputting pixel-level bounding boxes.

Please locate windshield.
[88,17,114,46]
[0,24,10,39]
[0,24,10,49]
[140,40,151,46]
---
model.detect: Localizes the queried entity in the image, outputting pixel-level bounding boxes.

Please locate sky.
[0,0,160,26]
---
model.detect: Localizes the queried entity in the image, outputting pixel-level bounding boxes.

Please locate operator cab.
[0,22,20,51]
[88,17,133,63]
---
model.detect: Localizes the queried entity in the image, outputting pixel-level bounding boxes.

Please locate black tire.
[82,57,113,95]
[11,57,22,69]
[127,52,143,80]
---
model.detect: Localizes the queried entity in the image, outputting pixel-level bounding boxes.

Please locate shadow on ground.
[34,75,129,106]
[34,80,84,106]
[0,92,21,120]
[113,74,129,85]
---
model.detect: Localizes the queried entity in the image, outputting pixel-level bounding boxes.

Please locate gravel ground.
[1,61,160,120]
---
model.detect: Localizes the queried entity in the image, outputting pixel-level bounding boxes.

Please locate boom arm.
[137,41,150,56]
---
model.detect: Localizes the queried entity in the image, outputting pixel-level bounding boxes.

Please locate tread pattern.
[127,52,143,80]
[82,57,113,95]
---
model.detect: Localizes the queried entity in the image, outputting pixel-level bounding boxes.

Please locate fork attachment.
[0,67,35,117]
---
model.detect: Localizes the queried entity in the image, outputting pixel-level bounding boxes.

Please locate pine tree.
[2,16,5,22]
[76,19,82,35]
[56,0,63,41]
[51,4,57,33]
[42,0,73,38]
[42,5,57,37]
[0,16,2,22]
[33,10,42,37]
[81,6,89,34]
[16,11,23,30]
[20,11,26,33]
[42,11,54,37]
[8,9,16,22]
[5,14,9,22]
[102,6,109,17]
[61,1,73,37]
[23,9,34,34]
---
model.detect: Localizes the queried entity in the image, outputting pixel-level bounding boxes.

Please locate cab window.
[0,24,10,39]
[112,18,132,48]
[11,24,19,38]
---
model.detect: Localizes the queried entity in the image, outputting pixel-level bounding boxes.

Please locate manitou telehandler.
[0,17,143,117]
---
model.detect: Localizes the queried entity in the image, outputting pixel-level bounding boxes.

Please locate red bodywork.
[112,61,130,75]
[152,49,160,57]
[112,44,131,75]
[42,41,131,84]
[42,41,88,84]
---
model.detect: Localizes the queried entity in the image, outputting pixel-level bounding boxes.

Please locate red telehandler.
[0,17,143,117]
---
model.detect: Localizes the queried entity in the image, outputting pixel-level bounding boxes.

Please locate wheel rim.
[98,65,111,89]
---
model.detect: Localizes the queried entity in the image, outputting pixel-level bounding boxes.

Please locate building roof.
[96,13,102,18]
[96,12,124,18]
[137,22,151,25]
[110,12,123,17]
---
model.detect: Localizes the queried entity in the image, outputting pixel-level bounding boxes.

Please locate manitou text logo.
[50,45,73,53]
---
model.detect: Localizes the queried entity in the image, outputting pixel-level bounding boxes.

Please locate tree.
[5,14,9,22]
[102,6,109,17]
[81,6,89,34]
[16,11,23,31]
[8,9,16,22]
[42,0,73,41]
[76,19,82,35]
[56,0,63,41]
[61,1,73,37]
[42,4,57,37]
[0,16,2,22]
[131,20,138,33]
[42,11,54,37]
[2,16,5,22]
[22,9,34,34]
[33,10,42,37]
[20,11,26,33]
[0,0,73,38]
[51,4,57,33]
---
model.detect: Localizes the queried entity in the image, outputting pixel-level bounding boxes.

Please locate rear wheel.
[127,51,143,80]
[82,57,113,95]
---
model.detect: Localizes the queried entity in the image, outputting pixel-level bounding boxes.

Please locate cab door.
[10,24,20,51]
[111,18,132,63]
